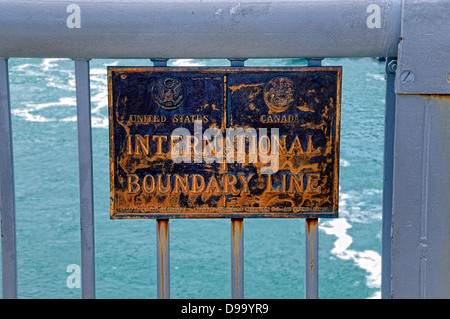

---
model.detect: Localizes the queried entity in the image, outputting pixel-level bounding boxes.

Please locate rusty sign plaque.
[108,67,341,219]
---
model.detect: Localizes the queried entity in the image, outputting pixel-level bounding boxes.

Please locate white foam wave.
[320,218,381,297]
[368,291,381,299]
[90,68,108,86]
[338,189,382,223]
[90,68,107,75]
[91,116,109,129]
[91,91,108,112]
[368,73,385,81]
[41,58,66,71]
[11,108,53,122]
[13,97,76,122]
[61,116,77,122]
[60,115,108,128]
[11,63,39,72]
[340,158,350,167]
[46,79,76,91]
[320,188,382,297]
[88,67,109,128]
[24,97,76,110]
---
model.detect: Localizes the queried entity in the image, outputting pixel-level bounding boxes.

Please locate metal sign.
[108,67,341,219]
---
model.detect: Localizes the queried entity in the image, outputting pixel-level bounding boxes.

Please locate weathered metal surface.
[382,58,396,299]
[156,219,170,299]
[109,67,341,219]
[231,218,244,298]
[0,0,401,59]
[305,218,319,298]
[391,93,450,298]
[395,0,450,95]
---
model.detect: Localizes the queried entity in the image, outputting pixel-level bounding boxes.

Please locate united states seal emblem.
[152,77,186,110]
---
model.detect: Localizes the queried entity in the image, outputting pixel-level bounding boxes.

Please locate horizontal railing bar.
[0,0,401,59]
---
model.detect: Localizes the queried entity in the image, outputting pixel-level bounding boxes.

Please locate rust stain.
[228,82,263,93]
[231,218,243,296]
[397,93,450,99]
[157,219,169,298]
[306,218,318,295]
[306,218,318,236]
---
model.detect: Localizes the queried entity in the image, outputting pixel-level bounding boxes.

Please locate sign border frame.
[108,66,342,219]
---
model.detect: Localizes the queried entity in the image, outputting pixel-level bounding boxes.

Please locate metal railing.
[1,0,449,299]
[0,55,324,299]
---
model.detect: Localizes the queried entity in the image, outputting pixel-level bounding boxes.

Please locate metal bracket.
[228,59,247,67]
[151,59,169,67]
[306,58,324,67]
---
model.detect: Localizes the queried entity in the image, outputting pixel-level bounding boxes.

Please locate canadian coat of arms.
[152,77,186,110]
[263,77,298,112]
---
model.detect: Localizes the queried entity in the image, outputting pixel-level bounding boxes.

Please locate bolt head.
[400,70,415,83]
[387,60,397,73]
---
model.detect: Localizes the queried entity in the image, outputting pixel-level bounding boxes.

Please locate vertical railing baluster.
[156,218,170,299]
[381,57,396,299]
[0,58,18,299]
[74,58,96,299]
[229,58,246,299]
[231,218,244,299]
[151,58,171,299]
[305,218,319,298]
[304,58,323,299]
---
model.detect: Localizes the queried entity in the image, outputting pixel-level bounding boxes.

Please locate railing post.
[305,218,319,299]
[156,218,170,299]
[229,58,246,299]
[381,57,397,299]
[74,58,96,299]
[151,58,171,299]
[0,57,18,299]
[390,0,450,298]
[231,218,244,299]
[304,58,323,299]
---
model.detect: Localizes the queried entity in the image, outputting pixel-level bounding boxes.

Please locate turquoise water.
[3,57,386,299]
